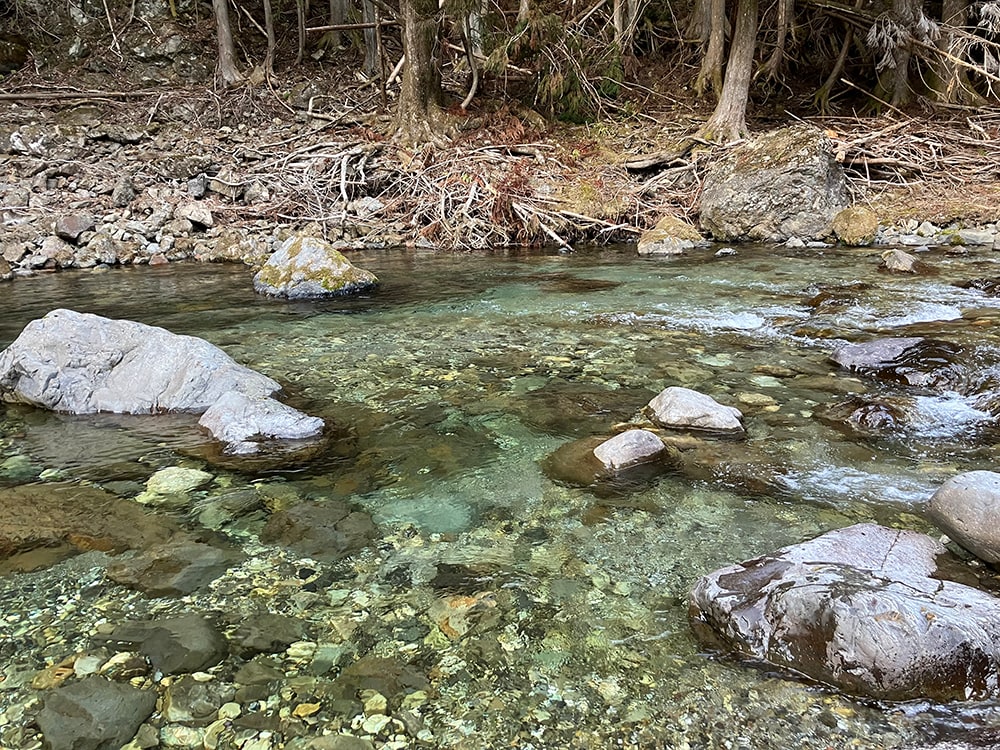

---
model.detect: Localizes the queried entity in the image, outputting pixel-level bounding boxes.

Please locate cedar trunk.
[213,0,244,86]
[395,0,446,144]
[698,0,758,142]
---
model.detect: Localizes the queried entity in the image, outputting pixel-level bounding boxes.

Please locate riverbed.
[3,244,1000,748]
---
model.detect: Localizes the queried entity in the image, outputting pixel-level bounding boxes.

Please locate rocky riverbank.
[2,84,1000,281]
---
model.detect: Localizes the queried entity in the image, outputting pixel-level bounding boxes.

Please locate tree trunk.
[518,0,530,25]
[698,0,758,142]
[328,0,347,47]
[930,0,986,104]
[395,0,447,144]
[296,0,307,65]
[686,0,713,43]
[263,0,276,79]
[695,0,727,96]
[213,0,244,86]
[363,0,378,76]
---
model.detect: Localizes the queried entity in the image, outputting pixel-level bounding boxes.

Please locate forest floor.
[3,49,1000,252]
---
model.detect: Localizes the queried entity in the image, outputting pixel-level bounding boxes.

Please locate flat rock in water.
[261,500,377,561]
[929,471,1000,564]
[108,615,228,675]
[543,433,680,494]
[0,309,280,414]
[699,125,848,242]
[198,391,325,454]
[253,233,378,299]
[646,386,744,435]
[0,482,177,563]
[815,395,910,437]
[830,337,964,390]
[881,248,928,274]
[690,523,1000,701]
[232,613,308,656]
[106,539,236,596]
[36,676,157,750]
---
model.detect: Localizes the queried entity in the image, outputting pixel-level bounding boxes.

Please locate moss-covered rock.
[832,206,879,246]
[253,233,378,299]
[637,214,707,256]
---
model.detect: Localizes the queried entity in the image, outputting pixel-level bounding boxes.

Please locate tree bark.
[363,0,378,76]
[395,0,447,144]
[930,0,985,104]
[518,0,531,25]
[698,0,758,142]
[263,0,276,78]
[695,0,727,96]
[328,0,347,47]
[213,0,244,86]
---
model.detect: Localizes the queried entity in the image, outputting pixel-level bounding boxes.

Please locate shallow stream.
[4,245,1000,748]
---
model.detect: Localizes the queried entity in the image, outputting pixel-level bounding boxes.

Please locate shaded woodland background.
[3,0,1000,143]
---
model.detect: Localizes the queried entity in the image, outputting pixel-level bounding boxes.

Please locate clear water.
[5,246,1000,746]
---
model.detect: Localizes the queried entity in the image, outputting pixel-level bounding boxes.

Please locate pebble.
[360,714,392,734]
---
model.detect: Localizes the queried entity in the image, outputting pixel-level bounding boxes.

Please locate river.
[3,245,1000,748]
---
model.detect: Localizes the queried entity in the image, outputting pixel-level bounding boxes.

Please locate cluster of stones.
[540,327,1000,705]
[0,119,396,282]
[688,333,1000,703]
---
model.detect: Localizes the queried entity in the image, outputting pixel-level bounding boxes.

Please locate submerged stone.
[690,523,1000,701]
[815,395,909,437]
[592,429,671,471]
[260,500,378,561]
[0,482,177,564]
[108,616,228,675]
[198,391,324,454]
[253,234,378,299]
[544,433,680,494]
[830,337,964,391]
[881,248,929,274]
[106,540,236,596]
[37,676,157,750]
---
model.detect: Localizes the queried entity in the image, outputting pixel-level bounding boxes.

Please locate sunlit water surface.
[5,246,1000,747]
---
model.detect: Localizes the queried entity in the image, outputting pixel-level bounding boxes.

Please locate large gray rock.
[253,234,378,299]
[36,676,157,750]
[198,391,324,454]
[0,309,279,413]
[929,471,1000,564]
[699,126,848,242]
[647,386,744,435]
[690,523,1000,701]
